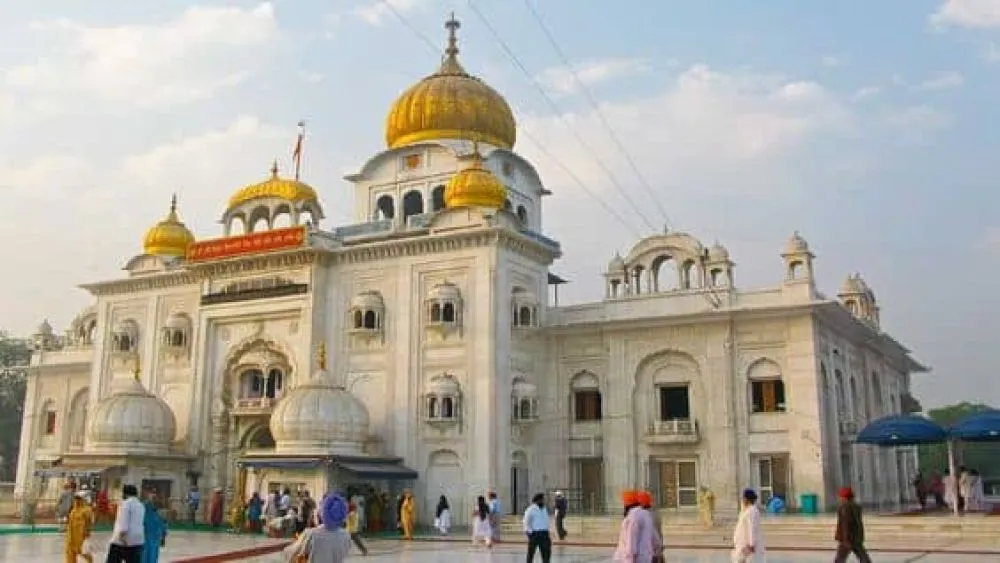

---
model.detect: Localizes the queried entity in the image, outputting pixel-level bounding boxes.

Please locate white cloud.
[353,0,425,26]
[821,55,841,67]
[299,71,325,84]
[931,0,1000,28]
[918,70,965,90]
[4,3,278,110]
[851,86,881,101]
[535,57,650,97]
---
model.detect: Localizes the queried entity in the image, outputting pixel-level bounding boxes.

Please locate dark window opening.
[574,390,603,421]
[658,386,691,420]
[403,190,424,221]
[363,310,377,329]
[431,185,446,211]
[442,302,456,323]
[376,195,395,220]
[751,380,786,413]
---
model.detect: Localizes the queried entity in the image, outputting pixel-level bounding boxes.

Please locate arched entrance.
[426,450,463,525]
[510,451,529,514]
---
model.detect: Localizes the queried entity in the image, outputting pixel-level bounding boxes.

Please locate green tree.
[918,402,1000,477]
[0,331,30,482]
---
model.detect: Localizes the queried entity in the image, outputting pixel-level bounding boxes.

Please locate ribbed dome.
[385,15,516,150]
[88,376,177,455]
[143,195,195,258]
[444,154,506,209]
[269,346,370,454]
[227,161,318,211]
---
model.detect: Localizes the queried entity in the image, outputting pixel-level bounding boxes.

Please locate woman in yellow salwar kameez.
[400,490,416,540]
[65,491,94,563]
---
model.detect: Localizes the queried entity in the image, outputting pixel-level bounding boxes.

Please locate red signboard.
[187,226,306,262]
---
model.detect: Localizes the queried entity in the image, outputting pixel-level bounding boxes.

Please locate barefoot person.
[731,489,764,563]
[523,492,552,563]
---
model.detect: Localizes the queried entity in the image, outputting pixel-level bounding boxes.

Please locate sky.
[0,0,998,409]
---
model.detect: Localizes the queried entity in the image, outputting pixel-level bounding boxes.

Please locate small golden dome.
[444,153,507,209]
[385,14,516,150]
[227,161,318,210]
[143,195,195,257]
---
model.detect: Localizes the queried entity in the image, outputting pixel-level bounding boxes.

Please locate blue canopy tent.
[949,409,1000,442]
[854,415,959,515]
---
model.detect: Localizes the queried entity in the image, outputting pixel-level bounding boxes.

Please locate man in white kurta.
[732,489,764,563]
[613,490,653,563]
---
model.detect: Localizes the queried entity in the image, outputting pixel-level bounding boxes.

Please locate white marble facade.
[14,17,925,522]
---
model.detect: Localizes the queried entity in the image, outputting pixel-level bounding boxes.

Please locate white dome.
[269,369,370,454]
[427,281,461,302]
[707,243,730,262]
[88,378,177,455]
[607,253,626,273]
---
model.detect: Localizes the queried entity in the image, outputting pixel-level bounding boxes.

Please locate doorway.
[511,451,529,514]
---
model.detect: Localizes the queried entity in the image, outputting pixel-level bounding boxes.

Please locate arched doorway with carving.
[425,450,463,525]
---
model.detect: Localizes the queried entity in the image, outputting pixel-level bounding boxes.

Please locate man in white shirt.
[731,488,764,563]
[522,492,551,563]
[107,484,145,563]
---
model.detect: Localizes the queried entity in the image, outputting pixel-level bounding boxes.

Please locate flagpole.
[293,120,306,181]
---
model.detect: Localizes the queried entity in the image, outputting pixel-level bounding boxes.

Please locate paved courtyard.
[2,533,995,562]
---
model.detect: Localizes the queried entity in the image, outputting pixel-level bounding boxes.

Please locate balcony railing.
[233,397,279,413]
[645,418,700,444]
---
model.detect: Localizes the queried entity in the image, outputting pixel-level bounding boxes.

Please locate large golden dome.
[227,161,318,210]
[143,195,195,257]
[444,153,506,209]
[385,15,516,150]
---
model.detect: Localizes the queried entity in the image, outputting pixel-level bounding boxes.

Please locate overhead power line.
[522,0,672,231]
[465,0,659,233]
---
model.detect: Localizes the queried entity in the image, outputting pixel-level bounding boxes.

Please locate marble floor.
[4,533,994,562]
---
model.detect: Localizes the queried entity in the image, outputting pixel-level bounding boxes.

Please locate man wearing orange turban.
[613,489,653,562]
[637,491,663,563]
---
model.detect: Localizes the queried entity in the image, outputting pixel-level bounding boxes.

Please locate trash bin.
[799,493,818,514]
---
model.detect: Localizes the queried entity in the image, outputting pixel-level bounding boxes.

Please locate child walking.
[348,502,369,556]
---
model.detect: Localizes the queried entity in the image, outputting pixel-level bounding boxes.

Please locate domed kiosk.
[237,344,417,498]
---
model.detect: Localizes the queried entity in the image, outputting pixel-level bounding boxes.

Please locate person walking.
[833,487,872,563]
[487,491,502,543]
[106,484,145,563]
[283,494,352,563]
[553,491,568,541]
[434,495,451,535]
[523,492,552,563]
[731,489,764,563]
[65,491,94,563]
[140,490,166,563]
[637,491,664,563]
[613,490,652,563]
[471,496,493,548]
[346,502,368,555]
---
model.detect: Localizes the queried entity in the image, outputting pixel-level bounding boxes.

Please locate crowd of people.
[912,466,988,512]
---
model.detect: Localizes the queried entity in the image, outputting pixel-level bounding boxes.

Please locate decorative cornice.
[80,226,559,297]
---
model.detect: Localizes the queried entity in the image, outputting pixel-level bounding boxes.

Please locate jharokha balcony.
[232,396,281,414]
[645,418,701,444]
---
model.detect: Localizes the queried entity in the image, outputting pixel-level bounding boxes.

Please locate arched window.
[571,372,602,422]
[441,397,455,418]
[403,190,424,222]
[241,369,265,399]
[516,205,528,225]
[430,303,442,322]
[363,311,377,329]
[266,368,284,399]
[748,360,786,413]
[425,375,462,424]
[431,185,446,211]
[353,310,363,329]
[375,195,395,220]
[442,302,456,323]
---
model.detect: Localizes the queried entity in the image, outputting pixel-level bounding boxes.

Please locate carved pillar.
[209,414,229,492]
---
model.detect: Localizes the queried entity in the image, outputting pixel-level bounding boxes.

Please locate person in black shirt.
[553,491,568,540]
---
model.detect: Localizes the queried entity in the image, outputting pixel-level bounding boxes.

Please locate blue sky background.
[0,0,998,408]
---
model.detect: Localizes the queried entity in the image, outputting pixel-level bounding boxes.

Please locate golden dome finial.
[445,12,460,59]
[270,159,279,178]
[316,341,327,370]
